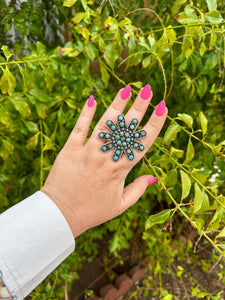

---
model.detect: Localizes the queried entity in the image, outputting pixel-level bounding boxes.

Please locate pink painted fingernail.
[140,84,151,100]
[156,101,166,116]
[121,85,131,100]
[88,95,94,107]
[148,177,158,185]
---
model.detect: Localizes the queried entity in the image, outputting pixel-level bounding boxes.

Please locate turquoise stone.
[130,125,135,130]
[118,115,123,121]
[116,135,120,140]
[133,119,138,124]
[120,122,125,127]
[117,140,122,145]
[129,155,134,160]
[140,145,144,150]
[125,132,129,137]
[116,150,120,155]
[127,149,131,154]
[141,131,146,136]
[99,133,104,138]
[102,146,107,151]
[135,133,139,138]
[108,144,113,149]
[113,155,119,161]
[120,131,124,136]
[111,125,116,130]
[126,138,131,142]
[105,134,110,139]
[134,143,138,147]
[122,142,127,146]
[107,121,112,126]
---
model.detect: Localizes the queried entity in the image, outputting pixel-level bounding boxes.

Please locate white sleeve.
[0,191,75,300]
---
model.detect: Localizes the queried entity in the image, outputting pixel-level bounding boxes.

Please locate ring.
[98,114,146,161]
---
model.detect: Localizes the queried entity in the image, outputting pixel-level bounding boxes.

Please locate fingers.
[125,84,153,124]
[64,95,97,150]
[94,86,132,133]
[120,175,158,211]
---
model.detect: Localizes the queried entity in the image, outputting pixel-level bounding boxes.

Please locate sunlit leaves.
[164,124,181,145]
[0,68,16,95]
[63,0,78,7]
[180,170,192,200]
[145,209,174,230]
[205,11,223,24]
[177,113,193,128]
[194,183,203,214]
[199,111,208,136]
[1,45,13,60]
[9,95,31,117]
[184,139,194,165]
[206,0,217,11]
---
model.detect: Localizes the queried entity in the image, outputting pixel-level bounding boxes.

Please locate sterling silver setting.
[98,115,146,161]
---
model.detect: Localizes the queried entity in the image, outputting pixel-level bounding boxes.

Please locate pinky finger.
[65,95,97,150]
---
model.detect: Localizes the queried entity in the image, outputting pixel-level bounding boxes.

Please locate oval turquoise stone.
[120,122,125,127]
[102,146,107,151]
[99,133,104,138]
[111,125,116,130]
[116,150,120,155]
[141,131,146,136]
[133,119,138,124]
[105,134,110,138]
[122,142,127,146]
[125,132,129,137]
[140,146,144,150]
[116,135,120,140]
[120,131,124,136]
[135,133,139,138]
[117,140,122,145]
[108,144,113,149]
[107,121,112,126]
[130,125,135,130]
[134,143,138,147]
[113,155,119,161]
[129,155,134,160]
[126,138,131,142]
[127,149,131,154]
[118,115,123,121]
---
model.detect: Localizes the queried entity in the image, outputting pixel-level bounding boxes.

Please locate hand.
[41,85,168,238]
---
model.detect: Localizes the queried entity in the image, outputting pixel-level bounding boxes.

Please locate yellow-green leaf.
[9,95,31,118]
[199,111,208,136]
[205,11,223,24]
[177,113,193,128]
[0,68,16,95]
[180,170,191,200]
[216,227,225,240]
[164,124,181,145]
[184,139,194,165]
[63,0,78,7]
[1,45,13,60]
[145,209,173,230]
[194,183,203,214]
[170,147,184,158]
[206,0,217,11]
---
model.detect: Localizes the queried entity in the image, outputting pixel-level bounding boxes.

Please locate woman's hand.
[41,85,168,238]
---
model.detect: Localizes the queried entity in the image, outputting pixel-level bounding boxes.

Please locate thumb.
[121,175,158,211]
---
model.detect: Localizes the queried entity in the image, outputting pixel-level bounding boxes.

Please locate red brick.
[100,284,119,300]
[128,266,145,283]
[115,274,133,296]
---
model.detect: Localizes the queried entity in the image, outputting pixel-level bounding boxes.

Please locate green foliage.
[0,0,225,298]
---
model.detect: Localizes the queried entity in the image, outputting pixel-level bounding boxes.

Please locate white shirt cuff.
[0,191,75,300]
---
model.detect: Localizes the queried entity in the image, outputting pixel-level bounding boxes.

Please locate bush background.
[0,0,224,298]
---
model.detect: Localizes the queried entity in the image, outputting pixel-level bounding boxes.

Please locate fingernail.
[140,84,151,100]
[88,95,94,107]
[148,177,158,185]
[156,101,166,116]
[121,85,131,100]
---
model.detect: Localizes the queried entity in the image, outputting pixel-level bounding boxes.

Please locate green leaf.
[205,11,223,24]
[197,76,208,98]
[217,242,225,250]
[25,121,38,133]
[164,124,181,145]
[206,0,217,11]
[194,183,203,214]
[86,44,98,60]
[1,45,13,60]
[208,205,224,231]
[19,66,34,93]
[145,209,173,230]
[180,170,192,200]
[63,0,78,7]
[142,55,151,68]
[104,44,118,69]
[170,146,184,158]
[216,227,225,240]
[184,139,194,165]
[0,68,16,95]
[177,11,199,24]
[99,61,110,88]
[199,111,208,136]
[165,169,178,187]
[9,95,31,118]
[36,41,46,56]
[177,113,193,128]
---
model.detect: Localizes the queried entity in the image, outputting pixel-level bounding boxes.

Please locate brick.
[128,266,145,283]
[100,284,119,300]
[115,274,133,296]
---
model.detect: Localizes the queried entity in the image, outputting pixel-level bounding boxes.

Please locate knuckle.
[73,126,85,135]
